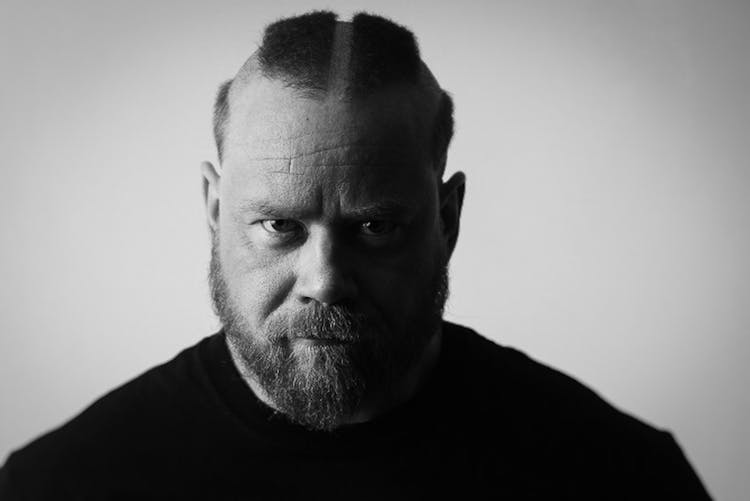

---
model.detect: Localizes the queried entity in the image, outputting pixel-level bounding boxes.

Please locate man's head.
[202,11,465,431]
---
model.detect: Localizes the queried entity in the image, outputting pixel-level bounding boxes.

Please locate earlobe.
[439,171,466,260]
[201,161,221,232]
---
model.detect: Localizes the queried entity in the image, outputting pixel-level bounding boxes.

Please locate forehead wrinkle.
[223,78,433,178]
[233,173,323,213]
[267,163,397,174]
[227,126,367,162]
[290,140,368,174]
[232,130,393,175]
[233,149,387,175]
[227,145,400,176]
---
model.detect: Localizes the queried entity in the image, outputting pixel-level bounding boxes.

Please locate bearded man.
[0,11,710,500]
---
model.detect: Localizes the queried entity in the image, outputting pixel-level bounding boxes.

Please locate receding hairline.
[212,13,455,173]
[217,72,450,166]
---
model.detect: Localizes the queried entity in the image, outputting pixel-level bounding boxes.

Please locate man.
[0,11,710,499]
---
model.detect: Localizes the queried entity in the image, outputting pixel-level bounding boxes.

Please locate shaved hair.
[212,11,454,173]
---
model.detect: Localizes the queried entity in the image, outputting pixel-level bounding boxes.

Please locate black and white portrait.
[1,1,747,499]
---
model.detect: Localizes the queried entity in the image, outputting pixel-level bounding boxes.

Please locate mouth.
[294,337,351,347]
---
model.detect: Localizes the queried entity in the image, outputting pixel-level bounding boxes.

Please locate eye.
[359,220,397,236]
[260,219,302,234]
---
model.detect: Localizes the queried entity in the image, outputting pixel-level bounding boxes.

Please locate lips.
[294,337,351,346]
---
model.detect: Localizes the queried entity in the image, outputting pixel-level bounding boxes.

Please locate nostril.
[297,271,357,306]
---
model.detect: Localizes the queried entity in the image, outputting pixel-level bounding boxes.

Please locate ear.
[201,161,221,232]
[438,171,466,260]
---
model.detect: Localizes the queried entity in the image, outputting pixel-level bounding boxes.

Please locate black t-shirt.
[0,322,711,499]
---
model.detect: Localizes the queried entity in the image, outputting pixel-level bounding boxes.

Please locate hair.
[212,11,454,172]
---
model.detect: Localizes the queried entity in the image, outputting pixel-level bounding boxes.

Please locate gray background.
[1,1,748,498]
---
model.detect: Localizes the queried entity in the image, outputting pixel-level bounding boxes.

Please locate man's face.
[204,78,460,430]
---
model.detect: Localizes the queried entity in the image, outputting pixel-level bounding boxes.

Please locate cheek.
[356,224,443,320]
[218,223,295,326]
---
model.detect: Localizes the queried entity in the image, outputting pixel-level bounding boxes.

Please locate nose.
[294,228,357,306]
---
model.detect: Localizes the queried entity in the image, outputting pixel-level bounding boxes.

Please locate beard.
[208,233,449,431]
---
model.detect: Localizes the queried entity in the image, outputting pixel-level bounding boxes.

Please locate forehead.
[222,78,432,176]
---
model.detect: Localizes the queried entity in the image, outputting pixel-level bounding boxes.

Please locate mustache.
[266,304,374,342]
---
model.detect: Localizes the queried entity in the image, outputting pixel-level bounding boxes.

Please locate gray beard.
[208,234,448,431]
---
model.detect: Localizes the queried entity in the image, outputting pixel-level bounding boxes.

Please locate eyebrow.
[237,200,418,220]
[237,201,295,218]
[344,201,417,220]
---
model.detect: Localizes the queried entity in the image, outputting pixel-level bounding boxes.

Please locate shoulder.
[444,321,619,414]
[440,322,711,498]
[444,321,647,425]
[1,334,224,498]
